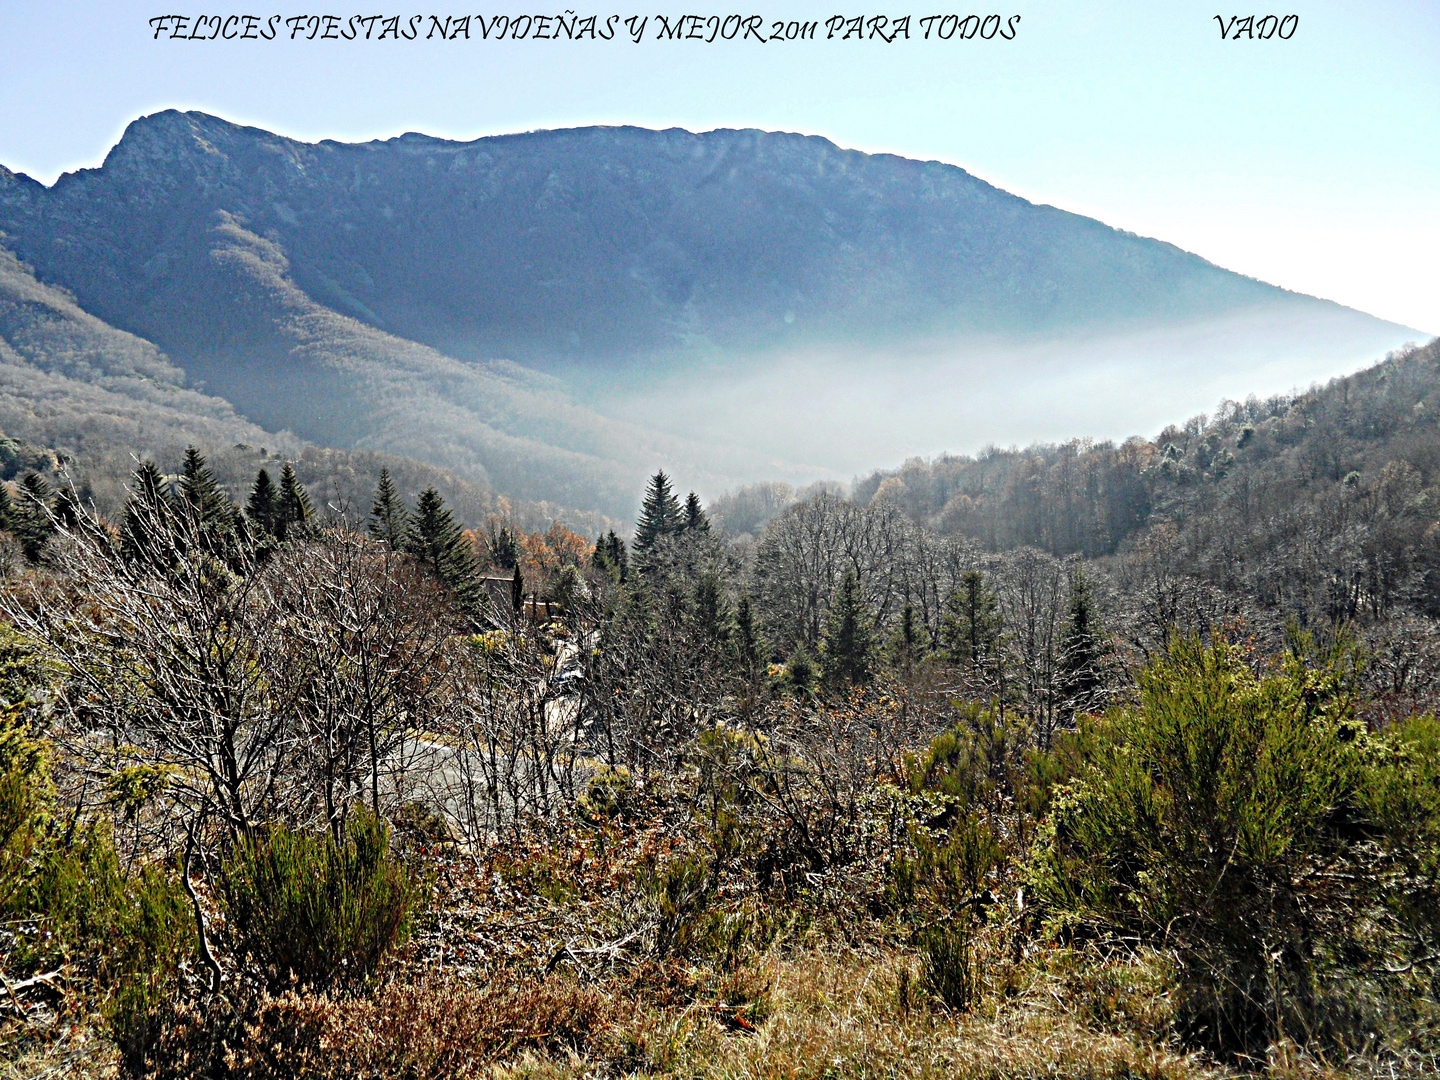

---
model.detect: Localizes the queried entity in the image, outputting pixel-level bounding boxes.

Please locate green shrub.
[918,921,979,1012]
[1365,713,1440,969]
[1031,633,1380,1052]
[220,811,416,992]
[894,708,1012,918]
[92,852,195,1076]
[906,703,1019,807]
[642,851,718,960]
[0,698,192,1071]
[0,701,51,916]
[579,764,636,822]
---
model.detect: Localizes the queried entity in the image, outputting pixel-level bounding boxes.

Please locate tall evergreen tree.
[633,470,682,552]
[13,473,55,563]
[485,522,521,568]
[121,460,174,567]
[368,468,408,548]
[178,447,233,532]
[820,567,875,689]
[405,487,479,607]
[0,482,12,535]
[890,601,926,676]
[52,486,82,531]
[735,593,766,675]
[1058,568,1105,720]
[246,468,280,538]
[940,569,1005,692]
[693,572,730,644]
[592,530,628,582]
[682,492,710,534]
[276,463,314,540]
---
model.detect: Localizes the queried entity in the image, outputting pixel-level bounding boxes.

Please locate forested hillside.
[0,244,284,467]
[851,338,1440,626]
[0,239,615,531]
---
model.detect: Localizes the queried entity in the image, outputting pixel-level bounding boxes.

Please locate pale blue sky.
[1,0,1436,333]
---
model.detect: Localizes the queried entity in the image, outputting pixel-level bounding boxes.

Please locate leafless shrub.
[434,624,583,844]
[143,973,629,1080]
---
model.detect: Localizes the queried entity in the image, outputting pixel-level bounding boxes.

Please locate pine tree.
[1058,569,1105,720]
[368,468,408,548]
[405,487,479,607]
[933,570,1002,679]
[247,468,280,538]
[0,482,12,535]
[820,567,875,689]
[682,492,710,534]
[52,487,82,531]
[178,447,233,531]
[276,463,314,540]
[890,601,926,675]
[485,523,521,568]
[786,645,817,697]
[122,460,174,567]
[633,470,682,552]
[592,530,628,582]
[693,572,730,644]
[13,473,54,563]
[735,593,766,675]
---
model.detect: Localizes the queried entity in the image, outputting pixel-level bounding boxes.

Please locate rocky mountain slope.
[0,111,1420,516]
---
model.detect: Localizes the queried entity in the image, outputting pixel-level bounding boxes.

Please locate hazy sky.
[1,1,1437,335]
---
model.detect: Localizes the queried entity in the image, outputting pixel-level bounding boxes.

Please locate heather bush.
[1032,632,1440,1054]
[219,811,416,992]
[1,697,193,1071]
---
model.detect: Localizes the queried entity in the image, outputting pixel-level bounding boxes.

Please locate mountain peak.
[0,112,1420,516]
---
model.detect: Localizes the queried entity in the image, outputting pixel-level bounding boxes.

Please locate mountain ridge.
[0,110,1421,516]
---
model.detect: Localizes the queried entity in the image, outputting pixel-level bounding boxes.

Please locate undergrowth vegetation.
[1,448,1439,1078]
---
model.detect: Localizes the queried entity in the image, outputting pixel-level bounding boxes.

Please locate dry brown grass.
[461,944,1220,1080]
[1,1012,121,1080]
[24,939,1432,1079]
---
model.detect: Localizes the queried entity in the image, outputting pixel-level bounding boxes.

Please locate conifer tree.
[367,468,407,547]
[940,569,1003,672]
[276,463,314,540]
[178,447,233,533]
[247,468,280,538]
[820,567,875,689]
[0,482,11,535]
[13,473,55,563]
[939,571,1008,713]
[485,523,521,568]
[592,530,628,582]
[122,460,174,567]
[52,487,82,531]
[633,470,682,552]
[890,600,926,675]
[1058,568,1105,719]
[693,572,730,644]
[735,593,766,675]
[786,645,817,697]
[405,487,479,607]
[682,492,710,534]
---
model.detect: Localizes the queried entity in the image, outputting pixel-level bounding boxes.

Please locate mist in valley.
[584,299,1427,499]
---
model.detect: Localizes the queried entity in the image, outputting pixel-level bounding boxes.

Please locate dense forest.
[1,340,1439,1078]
